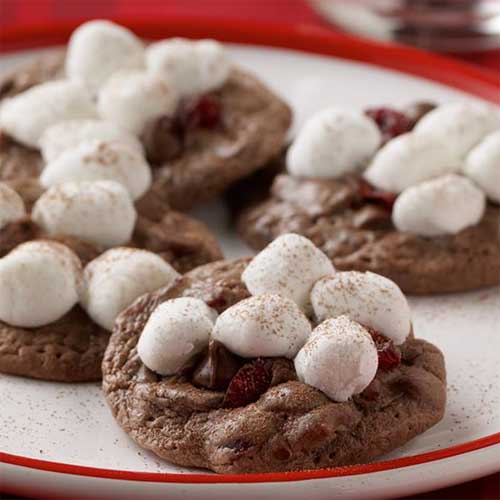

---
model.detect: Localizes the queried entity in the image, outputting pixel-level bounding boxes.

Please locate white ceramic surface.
[0,44,499,500]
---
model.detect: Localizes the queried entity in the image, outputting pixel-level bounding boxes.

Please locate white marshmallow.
[463,130,500,204]
[311,271,411,345]
[66,20,144,92]
[80,248,179,331]
[0,241,81,327]
[146,38,230,97]
[40,139,152,200]
[392,174,486,237]
[363,132,460,193]
[287,108,381,178]
[97,71,178,135]
[415,102,500,158]
[242,234,335,311]
[294,315,378,402]
[40,119,143,162]
[0,80,97,148]
[137,297,216,375]
[212,293,311,358]
[0,182,25,230]
[32,181,137,248]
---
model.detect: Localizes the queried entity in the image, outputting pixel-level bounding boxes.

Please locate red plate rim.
[0,16,499,485]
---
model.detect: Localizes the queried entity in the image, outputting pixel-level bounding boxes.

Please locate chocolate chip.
[192,340,242,390]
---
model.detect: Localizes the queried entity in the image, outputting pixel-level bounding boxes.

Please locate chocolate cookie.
[236,173,500,294]
[103,259,446,473]
[0,49,292,211]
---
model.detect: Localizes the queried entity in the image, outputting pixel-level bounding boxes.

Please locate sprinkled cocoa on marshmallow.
[40,119,143,163]
[40,140,152,200]
[212,293,311,358]
[80,248,179,331]
[311,271,411,345]
[0,241,82,327]
[146,38,231,97]
[138,297,217,375]
[97,71,178,135]
[0,80,97,148]
[392,174,485,237]
[241,233,335,310]
[66,20,145,92]
[0,182,25,230]
[294,315,378,402]
[32,181,137,248]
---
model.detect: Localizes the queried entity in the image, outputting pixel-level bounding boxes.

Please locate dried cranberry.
[367,328,401,371]
[405,101,436,130]
[223,358,273,408]
[358,178,397,210]
[181,95,222,130]
[192,340,242,390]
[365,107,411,143]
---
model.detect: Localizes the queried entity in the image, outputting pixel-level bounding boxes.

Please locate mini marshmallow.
[137,297,216,375]
[0,80,96,148]
[40,119,143,162]
[294,315,378,402]
[0,182,25,230]
[40,140,152,200]
[241,234,335,310]
[392,174,486,237]
[97,71,178,135]
[0,241,81,327]
[80,248,179,331]
[32,181,137,248]
[146,38,230,97]
[363,132,460,193]
[212,293,311,358]
[66,20,144,92]
[463,130,500,204]
[311,271,411,345]
[415,102,500,158]
[287,108,381,178]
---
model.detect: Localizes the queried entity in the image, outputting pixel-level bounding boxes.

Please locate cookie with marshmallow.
[40,119,143,162]
[80,248,180,331]
[287,108,381,179]
[212,293,311,358]
[66,20,145,92]
[311,271,411,345]
[0,80,97,148]
[0,182,26,230]
[0,241,82,327]
[463,130,500,204]
[146,38,231,97]
[295,316,378,402]
[40,139,152,200]
[241,233,335,311]
[32,181,137,248]
[138,297,217,375]
[392,174,486,237]
[97,71,178,135]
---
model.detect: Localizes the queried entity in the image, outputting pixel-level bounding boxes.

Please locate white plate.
[1,39,499,500]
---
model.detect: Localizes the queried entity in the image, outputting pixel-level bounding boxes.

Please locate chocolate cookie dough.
[237,174,500,294]
[103,259,446,473]
[0,49,292,211]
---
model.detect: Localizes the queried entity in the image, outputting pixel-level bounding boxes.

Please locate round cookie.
[0,49,292,211]
[236,173,500,294]
[103,258,446,473]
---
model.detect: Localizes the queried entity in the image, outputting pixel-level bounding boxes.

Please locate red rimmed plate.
[1,18,499,500]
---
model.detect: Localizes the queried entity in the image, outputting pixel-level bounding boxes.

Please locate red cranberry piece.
[223,358,273,408]
[182,95,222,130]
[405,101,436,130]
[365,107,411,143]
[367,327,401,371]
[358,178,397,210]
